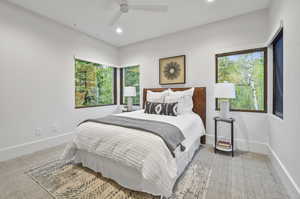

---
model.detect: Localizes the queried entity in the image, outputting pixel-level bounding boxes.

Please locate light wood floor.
[0,145,290,199]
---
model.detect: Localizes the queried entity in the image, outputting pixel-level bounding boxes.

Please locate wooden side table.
[214,117,235,157]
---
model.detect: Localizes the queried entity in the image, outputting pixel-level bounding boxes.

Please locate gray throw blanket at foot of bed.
[79,115,186,157]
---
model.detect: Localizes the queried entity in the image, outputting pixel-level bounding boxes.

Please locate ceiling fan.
[109,0,168,26]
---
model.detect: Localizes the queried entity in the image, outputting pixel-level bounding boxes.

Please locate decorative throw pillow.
[146,90,170,103]
[144,101,178,116]
[165,88,194,114]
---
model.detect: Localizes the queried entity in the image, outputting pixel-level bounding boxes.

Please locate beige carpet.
[26,151,211,199]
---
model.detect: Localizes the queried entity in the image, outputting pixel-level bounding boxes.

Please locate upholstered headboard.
[143,87,206,129]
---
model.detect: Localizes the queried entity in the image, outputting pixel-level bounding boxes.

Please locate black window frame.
[215,48,268,113]
[120,65,140,106]
[272,29,284,119]
[74,60,117,109]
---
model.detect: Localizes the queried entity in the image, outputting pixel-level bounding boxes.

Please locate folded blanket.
[79,115,186,157]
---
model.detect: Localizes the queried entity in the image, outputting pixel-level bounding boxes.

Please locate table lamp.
[124,86,136,111]
[214,83,236,118]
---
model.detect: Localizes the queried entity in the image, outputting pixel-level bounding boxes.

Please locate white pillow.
[165,88,194,114]
[147,90,170,103]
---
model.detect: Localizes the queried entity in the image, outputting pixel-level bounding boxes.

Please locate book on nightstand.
[216,141,232,151]
[218,141,231,146]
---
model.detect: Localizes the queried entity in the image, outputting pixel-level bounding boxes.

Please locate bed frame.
[143,87,206,144]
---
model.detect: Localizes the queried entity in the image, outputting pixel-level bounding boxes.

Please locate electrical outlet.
[35,128,42,137]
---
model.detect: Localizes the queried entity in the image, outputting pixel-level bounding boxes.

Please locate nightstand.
[214,117,235,157]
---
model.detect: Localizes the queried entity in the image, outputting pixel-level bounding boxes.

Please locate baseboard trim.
[267,145,300,199]
[205,134,269,154]
[0,132,75,162]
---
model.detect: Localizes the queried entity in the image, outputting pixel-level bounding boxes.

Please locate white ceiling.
[6,0,270,47]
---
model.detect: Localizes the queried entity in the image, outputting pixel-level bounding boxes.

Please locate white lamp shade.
[214,83,236,99]
[124,87,136,97]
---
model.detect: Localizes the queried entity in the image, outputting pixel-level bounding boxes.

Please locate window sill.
[120,104,141,106]
[75,104,117,109]
[269,114,284,122]
[215,109,267,114]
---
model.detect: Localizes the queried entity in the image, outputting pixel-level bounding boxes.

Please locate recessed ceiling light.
[116,27,123,34]
[207,0,215,2]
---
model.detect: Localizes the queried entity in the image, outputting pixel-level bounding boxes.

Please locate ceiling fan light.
[116,27,123,34]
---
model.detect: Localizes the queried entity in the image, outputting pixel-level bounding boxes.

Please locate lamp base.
[219,100,230,119]
[127,97,133,111]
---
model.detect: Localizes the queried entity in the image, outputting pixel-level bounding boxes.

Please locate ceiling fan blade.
[129,4,168,12]
[109,11,123,26]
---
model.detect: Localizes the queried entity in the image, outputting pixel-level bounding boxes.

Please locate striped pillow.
[144,101,178,116]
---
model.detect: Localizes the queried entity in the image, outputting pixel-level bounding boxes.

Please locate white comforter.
[62,110,204,197]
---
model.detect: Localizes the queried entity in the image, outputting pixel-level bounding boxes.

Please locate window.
[216,48,267,112]
[273,30,284,119]
[75,59,117,108]
[120,65,140,105]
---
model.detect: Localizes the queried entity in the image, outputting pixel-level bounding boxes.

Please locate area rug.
[26,151,211,199]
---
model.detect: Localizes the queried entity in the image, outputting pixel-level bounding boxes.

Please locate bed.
[62,87,206,197]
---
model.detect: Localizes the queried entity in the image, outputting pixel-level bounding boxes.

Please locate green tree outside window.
[216,49,267,112]
[123,65,140,105]
[75,59,115,108]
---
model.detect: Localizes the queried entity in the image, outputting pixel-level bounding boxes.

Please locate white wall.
[0,1,120,160]
[268,0,300,197]
[1,0,300,196]
[120,10,270,153]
